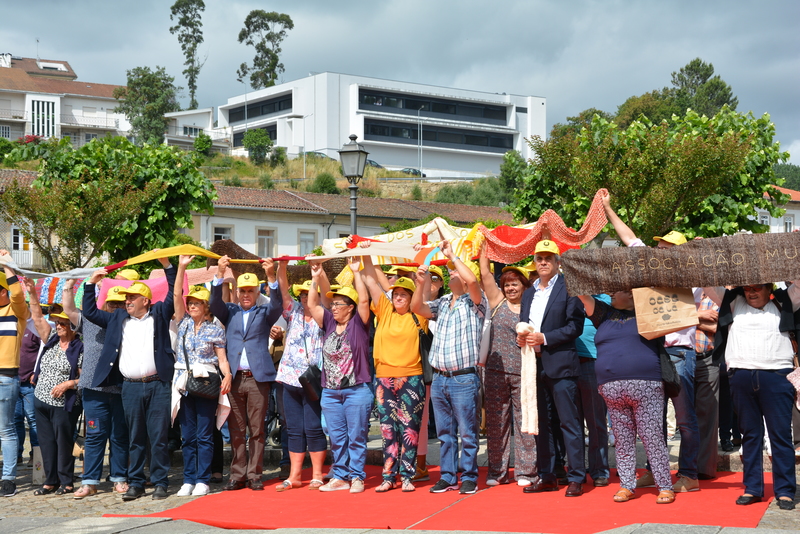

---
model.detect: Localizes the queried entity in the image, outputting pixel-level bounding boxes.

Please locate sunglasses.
[54,321,71,327]
[431,276,441,282]
[742,285,766,292]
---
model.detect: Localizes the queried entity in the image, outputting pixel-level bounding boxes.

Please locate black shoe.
[565,482,583,497]
[2,480,17,497]
[735,495,762,505]
[523,478,559,493]
[721,440,735,452]
[430,479,458,493]
[593,477,610,487]
[152,486,168,500]
[777,499,796,511]
[122,486,145,501]
[459,480,477,494]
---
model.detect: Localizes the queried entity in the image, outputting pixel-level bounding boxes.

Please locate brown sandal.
[613,488,635,502]
[374,480,395,493]
[656,490,676,504]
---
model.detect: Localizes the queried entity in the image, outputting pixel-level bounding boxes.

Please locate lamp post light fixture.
[338,134,369,236]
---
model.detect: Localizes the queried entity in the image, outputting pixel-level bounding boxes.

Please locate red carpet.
[108,467,772,533]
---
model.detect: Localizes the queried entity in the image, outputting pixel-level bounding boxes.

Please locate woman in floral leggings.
[361,255,429,492]
[578,291,675,504]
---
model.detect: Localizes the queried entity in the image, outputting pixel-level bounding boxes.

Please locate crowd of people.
[0,192,798,510]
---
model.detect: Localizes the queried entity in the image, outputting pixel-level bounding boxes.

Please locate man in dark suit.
[210,256,282,491]
[517,240,586,496]
[83,257,175,501]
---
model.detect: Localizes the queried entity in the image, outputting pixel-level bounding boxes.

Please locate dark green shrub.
[193,133,212,156]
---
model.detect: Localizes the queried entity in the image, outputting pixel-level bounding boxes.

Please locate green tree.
[269,146,287,167]
[307,172,339,194]
[434,183,474,204]
[615,89,680,129]
[193,132,212,156]
[410,184,423,200]
[258,172,275,189]
[113,66,182,145]
[236,10,294,90]
[242,128,273,165]
[0,158,164,270]
[513,108,785,240]
[671,58,738,117]
[774,163,800,191]
[550,108,615,142]
[169,0,206,110]
[25,137,216,261]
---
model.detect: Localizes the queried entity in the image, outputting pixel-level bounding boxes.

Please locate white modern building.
[0,53,131,146]
[217,72,546,178]
[164,108,231,154]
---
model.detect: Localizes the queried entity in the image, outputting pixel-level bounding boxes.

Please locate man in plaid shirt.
[412,240,486,496]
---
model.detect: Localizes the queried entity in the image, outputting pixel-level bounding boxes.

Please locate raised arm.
[348,256,371,325]
[359,251,387,305]
[173,255,193,319]
[577,295,595,317]
[410,265,433,318]
[601,190,638,246]
[158,254,175,318]
[260,258,284,325]
[443,240,482,306]
[1,250,27,320]
[24,278,52,341]
[210,255,231,324]
[82,268,113,328]
[307,262,327,328]
[479,241,503,307]
[276,260,293,313]
[60,278,82,327]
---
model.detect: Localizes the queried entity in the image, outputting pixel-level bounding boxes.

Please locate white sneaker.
[177,483,195,496]
[486,479,500,486]
[517,479,532,487]
[192,483,210,496]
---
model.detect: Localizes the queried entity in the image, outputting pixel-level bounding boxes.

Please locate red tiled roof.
[0,59,121,99]
[770,186,800,202]
[214,186,328,213]
[10,57,77,79]
[0,169,37,190]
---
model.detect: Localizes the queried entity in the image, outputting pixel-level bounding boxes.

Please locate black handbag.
[411,313,434,385]
[298,331,322,401]
[183,336,221,400]
[658,345,682,399]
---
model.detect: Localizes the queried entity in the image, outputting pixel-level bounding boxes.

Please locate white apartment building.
[0,53,131,146]
[217,72,546,178]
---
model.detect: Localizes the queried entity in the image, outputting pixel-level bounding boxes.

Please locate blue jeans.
[321,383,374,481]
[666,346,699,479]
[431,372,480,484]
[0,375,20,480]
[121,380,171,489]
[179,393,217,485]
[577,359,610,480]
[15,380,37,458]
[730,368,797,500]
[81,389,129,485]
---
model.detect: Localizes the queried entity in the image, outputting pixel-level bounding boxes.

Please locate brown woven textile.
[561,232,800,295]
[207,239,346,286]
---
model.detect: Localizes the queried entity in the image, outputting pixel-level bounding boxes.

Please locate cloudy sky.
[3,0,798,163]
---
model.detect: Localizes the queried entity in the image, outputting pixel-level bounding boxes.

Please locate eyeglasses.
[55,321,70,327]
[330,302,350,308]
[742,285,766,292]
[186,301,205,307]
[431,276,441,282]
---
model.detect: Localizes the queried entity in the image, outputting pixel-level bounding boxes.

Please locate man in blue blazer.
[517,240,586,496]
[210,255,282,491]
[83,257,175,501]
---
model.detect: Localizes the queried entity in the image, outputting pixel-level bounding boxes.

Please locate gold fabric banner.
[561,232,800,295]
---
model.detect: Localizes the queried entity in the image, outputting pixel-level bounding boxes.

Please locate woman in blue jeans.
[308,256,373,493]
[62,279,131,499]
[274,260,330,491]
[171,255,232,497]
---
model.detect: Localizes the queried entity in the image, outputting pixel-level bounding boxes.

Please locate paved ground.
[2,431,799,533]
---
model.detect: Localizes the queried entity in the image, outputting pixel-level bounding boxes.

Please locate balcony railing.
[165,124,231,142]
[0,108,28,120]
[60,114,119,129]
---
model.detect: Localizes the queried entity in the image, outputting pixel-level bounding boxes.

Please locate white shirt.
[528,273,559,349]
[118,312,157,379]
[664,287,703,349]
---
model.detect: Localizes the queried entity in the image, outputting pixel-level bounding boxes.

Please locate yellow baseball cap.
[187,285,210,302]
[428,265,444,279]
[237,272,261,288]
[292,279,316,295]
[0,272,8,290]
[326,285,359,305]
[116,269,140,281]
[386,266,415,277]
[119,282,152,300]
[502,265,530,279]
[50,311,70,322]
[653,231,687,246]
[446,259,481,281]
[389,277,416,294]
[105,286,126,303]
[534,240,560,255]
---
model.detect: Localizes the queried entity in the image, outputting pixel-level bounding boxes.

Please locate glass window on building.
[213,226,232,242]
[784,215,794,233]
[257,229,275,258]
[299,231,317,256]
